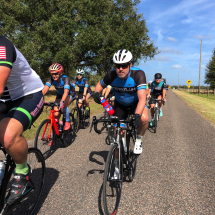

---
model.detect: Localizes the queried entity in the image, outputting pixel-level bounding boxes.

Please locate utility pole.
[198,39,202,94]
[178,71,179,89]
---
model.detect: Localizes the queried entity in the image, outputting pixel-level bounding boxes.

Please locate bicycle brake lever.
[90,121,94,133]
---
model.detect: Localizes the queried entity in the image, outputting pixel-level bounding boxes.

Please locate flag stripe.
[0,46,6,59]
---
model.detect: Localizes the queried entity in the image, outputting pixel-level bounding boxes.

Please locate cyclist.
[0,36,44,204]
[147,73,166,126]
[42,63,76,131]
[71,69,92,116]
[94,49,148,178]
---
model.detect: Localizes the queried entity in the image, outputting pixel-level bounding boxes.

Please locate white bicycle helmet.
[113,49,133,64]
[76,69,85,76]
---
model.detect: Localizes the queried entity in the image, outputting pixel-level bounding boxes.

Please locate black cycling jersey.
[150,81,166,96]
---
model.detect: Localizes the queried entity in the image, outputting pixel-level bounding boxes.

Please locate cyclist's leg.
[63,95,73,130]
[158,94,163,116]
[150,94,157,125]
[0,91,44,204]
[54,94,62,121]
[78,91,83,109]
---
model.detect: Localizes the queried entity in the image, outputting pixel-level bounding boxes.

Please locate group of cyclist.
[0,35,167,204]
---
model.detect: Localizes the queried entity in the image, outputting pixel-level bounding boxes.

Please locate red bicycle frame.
[41,109,60,141]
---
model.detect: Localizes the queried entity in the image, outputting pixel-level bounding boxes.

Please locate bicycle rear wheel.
[83,107,90,129]
[103,144,123,215]
[34,119,55,160]
[127,131,137,182]
[5,148,45,215]
[71,108,79,134]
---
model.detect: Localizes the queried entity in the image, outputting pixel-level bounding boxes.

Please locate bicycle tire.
[62,114,75,147]
[127,131,137,182]
[154,108,158,133]
[106,124,114,145]
[71,108,79,134]
[83,107,90,129]
[34,119,55,160]
[4,148,45,215]
[103,144,123,215]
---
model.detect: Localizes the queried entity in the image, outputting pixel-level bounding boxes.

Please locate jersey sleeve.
[162,82,167,89]
[83,79,89,88]
[45,77,53,88]
[71,78,77,88]
[0,36,16,69]
[101,70,117,87]
[63,76,71,90]
[133,70,147,90]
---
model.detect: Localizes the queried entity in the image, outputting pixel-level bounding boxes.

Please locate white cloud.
[160,47,183,55]
[167,37,178,42]
[171,65,183,69]
[157,29,164,45]
[154,56,171,61]
[181,19,193,24]
[193,35,213,39]
[201,64,206,69]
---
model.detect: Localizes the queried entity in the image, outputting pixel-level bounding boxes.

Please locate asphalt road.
[33,90,215,214]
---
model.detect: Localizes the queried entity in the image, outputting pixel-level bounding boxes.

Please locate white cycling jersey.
[0,36,44,102]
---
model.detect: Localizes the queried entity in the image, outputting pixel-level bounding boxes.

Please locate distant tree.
[0,0,158,82]
[205,48,215,89]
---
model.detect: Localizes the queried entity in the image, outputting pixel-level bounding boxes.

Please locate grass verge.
[23,94,104,140]
[173,89,215,125]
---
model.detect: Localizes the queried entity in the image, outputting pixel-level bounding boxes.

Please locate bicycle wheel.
[103,144,123,215]
[71,108,79,134]
[62,114,75,147]
[34,119,55,160]
[5,148,45,215]
[127,131,137,182]
[83,107,90,129]
[154,108,158,133]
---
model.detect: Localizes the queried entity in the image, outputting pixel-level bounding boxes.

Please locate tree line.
[0,0,157,82]
[205,48,215,89]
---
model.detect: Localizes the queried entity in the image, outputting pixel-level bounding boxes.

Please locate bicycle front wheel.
[5,148,45,215]
[34,119,55,160]
[83,107,90,129]
[154,108,158,133]
[103,144,123,215]
[71,108,79,134]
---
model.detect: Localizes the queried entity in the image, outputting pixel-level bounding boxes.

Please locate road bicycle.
[34,102,75,160]
[90,115,138,215]
[70,98,90,134]
[0,146,45,215]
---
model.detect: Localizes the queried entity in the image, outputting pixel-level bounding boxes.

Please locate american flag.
[0,46,6,59]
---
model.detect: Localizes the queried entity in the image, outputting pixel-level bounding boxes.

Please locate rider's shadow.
[87,151,109,176]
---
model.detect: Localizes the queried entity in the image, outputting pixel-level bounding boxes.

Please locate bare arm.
[42,85,50,95]
[135,89,146,116]
[0,66,11,98]
[95,81,104,93]
[104,86,111,99]
[61,89,69,102]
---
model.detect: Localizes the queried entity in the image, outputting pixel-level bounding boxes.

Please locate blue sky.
[136,0,215,86]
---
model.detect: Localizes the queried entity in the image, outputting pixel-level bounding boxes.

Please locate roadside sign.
[187,85,190,88]
[186,79,192,85]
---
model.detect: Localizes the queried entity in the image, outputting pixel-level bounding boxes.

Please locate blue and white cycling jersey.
[150,81,166,96]
[101,67,147,106]
[71,77,91,92]
[45,75,76,96]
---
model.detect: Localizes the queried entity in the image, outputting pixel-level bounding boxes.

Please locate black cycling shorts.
[150,94,163,104]
[113,100,138,120]
[78,89,92,100]
[55,93,76,103]
[0,91,44,131]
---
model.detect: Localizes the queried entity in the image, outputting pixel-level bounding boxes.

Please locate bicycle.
[34,102,75,160]
[70,98,90,134]
[90,115,138,215]
[149,98,164,133]
[0,146,45,215]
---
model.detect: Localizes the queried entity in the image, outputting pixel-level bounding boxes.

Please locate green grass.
[173,89,215,125]
[23,94,104,140]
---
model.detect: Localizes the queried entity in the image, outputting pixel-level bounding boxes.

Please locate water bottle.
[0,161,5,186]
[100,97,114,115]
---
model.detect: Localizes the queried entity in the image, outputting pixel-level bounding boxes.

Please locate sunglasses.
[51,73,59,76]
[115,64,129,69]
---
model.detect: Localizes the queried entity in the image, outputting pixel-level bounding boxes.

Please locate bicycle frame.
[41,109,60,141]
